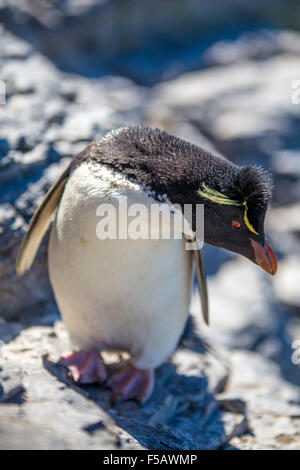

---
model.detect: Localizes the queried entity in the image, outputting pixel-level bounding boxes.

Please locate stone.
[2,1,300,84]
[1,320,300,449]
[273,256,300,310]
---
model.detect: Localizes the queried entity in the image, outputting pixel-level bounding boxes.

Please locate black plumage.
[72,126,273,246]
[74,126,272,200]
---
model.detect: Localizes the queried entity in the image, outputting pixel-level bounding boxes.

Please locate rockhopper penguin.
[16,126,277,403]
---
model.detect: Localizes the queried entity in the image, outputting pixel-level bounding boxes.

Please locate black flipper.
[16,164,71,276]
[184,237,209,326]
[193,246,209,325]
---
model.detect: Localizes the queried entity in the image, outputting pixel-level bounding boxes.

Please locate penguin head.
[196,165,277,275]
[89,126,277,275]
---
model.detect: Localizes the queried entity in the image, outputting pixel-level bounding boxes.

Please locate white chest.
[48,162,193,369]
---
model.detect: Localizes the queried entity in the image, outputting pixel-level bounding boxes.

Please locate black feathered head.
[235,166,273,234]
[81,126,277,275]
[197,163,277,275]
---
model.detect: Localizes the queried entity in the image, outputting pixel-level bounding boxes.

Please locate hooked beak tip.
[251,239,277,275]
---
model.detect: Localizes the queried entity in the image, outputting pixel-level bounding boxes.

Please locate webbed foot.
[107,366,154,404]
[59,348,107,384]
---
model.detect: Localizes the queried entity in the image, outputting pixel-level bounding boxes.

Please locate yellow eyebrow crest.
[242,201,258,235]
[198,183,259,235]
[198,183,242,207]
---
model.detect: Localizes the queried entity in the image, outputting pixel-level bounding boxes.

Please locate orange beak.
[251,239,277,275]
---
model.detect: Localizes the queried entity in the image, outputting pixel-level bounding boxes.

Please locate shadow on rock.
[43,338,246,450]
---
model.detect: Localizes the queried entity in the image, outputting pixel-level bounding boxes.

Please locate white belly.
[48,162,193,369]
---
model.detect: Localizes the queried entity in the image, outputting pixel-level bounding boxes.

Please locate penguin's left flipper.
[15,164,71,276]
[185,238,209,326]
[193,246,209,325]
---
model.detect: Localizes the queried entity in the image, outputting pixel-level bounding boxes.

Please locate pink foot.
[107,366,154,404]
[59,348,107,384]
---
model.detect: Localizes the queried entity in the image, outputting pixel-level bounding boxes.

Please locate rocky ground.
[0,3,300,450]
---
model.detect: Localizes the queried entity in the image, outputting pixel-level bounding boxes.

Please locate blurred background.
[0,0,300,450]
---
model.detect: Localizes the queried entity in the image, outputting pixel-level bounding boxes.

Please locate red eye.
[232,220,241,228]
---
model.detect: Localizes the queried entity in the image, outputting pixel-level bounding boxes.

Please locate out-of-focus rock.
[273,256,300,311]
[203,30,300,66]
[226,351,300,450]
[0,27,146,203]
[3,0,299,31]
[149,53,300,156]
[193,258,278,349]
[273,150,300,178]
[267,204,300,260]
[1,1,300,84]
[192,256,300,386]
[148,49,300,208]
